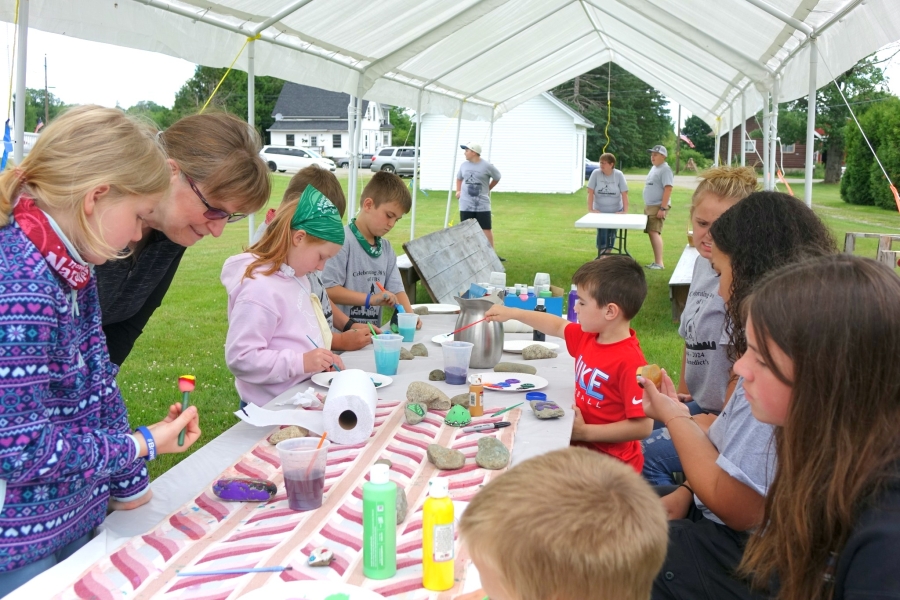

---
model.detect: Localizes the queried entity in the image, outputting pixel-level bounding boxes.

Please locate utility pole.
[43,54,48,124]
[675,104,682,174]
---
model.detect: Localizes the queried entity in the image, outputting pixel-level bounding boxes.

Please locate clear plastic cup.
[533,272,551,290]
[396,313,418,342]
[372,333,403,375]
[441,341,474,385]
[276,437,330,511]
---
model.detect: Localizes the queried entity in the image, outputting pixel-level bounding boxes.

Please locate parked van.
[259,146,336,173]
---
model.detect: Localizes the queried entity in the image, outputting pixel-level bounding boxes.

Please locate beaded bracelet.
[135,425,157,461]
[664,414,694,429]
[365,293,371,309]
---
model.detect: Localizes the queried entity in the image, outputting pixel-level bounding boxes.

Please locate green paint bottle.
[363,463,397,579]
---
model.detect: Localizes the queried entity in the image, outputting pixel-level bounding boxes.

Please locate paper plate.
[310,372,392,389]
[480,372,549,392]
[431,333,454,345]
[411,303,460,314]
[503,340,560,354]
[239,581,386,600]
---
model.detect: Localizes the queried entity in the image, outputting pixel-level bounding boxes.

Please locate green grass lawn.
[120,173,900,477]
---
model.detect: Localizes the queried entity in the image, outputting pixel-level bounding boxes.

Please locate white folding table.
[574,213,648,257]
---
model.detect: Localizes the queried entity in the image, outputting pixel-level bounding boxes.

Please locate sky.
[1,28,899,124]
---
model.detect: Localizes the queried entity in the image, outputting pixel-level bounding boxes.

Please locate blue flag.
[1,120,12,171]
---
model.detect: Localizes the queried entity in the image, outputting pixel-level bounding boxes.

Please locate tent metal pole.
[727,105,734,165]
[741,91,747,167]
[410,88,423,240]
[352,95,364,217]
[445,100,464,229]
[804,38,817,207]
[486,107,495,161]
[13,0,29,164]
[713,117,721,167]
[347,94,356,217]
[763,93,771,190]
[247,39,256,244]
[769,78,779,191]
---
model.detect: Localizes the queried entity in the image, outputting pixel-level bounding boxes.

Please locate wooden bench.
[396,254,420,302]
[669,245,700,322]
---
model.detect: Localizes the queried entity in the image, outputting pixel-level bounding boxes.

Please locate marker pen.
[462,421,511,433]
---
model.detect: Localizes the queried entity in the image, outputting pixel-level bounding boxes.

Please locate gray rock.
[267,425,309,445]
[400,347,414,360]
[522,344,558,360]
[450,393,470,406]
[428,369,446,381]
[427,444,466,470]
[407,381,451,410]
[396,490,409,523]
[475,437,510,470]
[493,362,537,375]
[530,400,565,419]
[405,402,427,425]
[410,343,429,357]
[413,306,430,315]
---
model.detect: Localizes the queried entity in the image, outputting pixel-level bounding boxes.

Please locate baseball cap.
[648,144,668,157]
[461,143,482,155]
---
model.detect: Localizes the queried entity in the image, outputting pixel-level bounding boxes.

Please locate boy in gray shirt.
[456,142,502,257]
[642,145,674,270]
[323,171,419,328]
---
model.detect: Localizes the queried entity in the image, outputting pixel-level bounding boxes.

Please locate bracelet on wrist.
[680,483,694,496]
[135,425,157,461]
[342,318,358,332]
[365,294,371,309]
[664,414,694,429]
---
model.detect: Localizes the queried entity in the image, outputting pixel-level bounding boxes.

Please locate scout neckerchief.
[13,195,90,290]
[349,218,382,258]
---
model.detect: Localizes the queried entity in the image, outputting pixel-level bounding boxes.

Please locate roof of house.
[268,120,394,132]
[272,82,371,119]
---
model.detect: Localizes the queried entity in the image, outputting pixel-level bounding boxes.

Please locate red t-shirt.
[564,323,648,471]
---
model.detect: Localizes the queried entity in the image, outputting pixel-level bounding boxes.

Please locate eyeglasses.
[184,173,248,223]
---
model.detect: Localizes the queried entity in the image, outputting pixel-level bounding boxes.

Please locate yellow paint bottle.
[422,478,454,591]
[468,375,484,417]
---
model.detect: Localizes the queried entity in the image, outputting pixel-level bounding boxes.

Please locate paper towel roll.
[323,369,378,445]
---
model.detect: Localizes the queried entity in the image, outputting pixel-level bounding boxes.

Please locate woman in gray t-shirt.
[586,153,628,255]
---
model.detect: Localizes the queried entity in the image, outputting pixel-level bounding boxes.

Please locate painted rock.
[444,404,472,427]
[530,400,565,419]
[475,437,510,470]
[410,343,429,357]
[407,381,451,410]
[308,546,334,567]
[267,425,309,445]
[493,362,537,375]
[400,347,414,360]
[426,444,466,470]
[522,344,558,360]
[405,402,427,425]
[428,369,446,381]
[212,478,277,502]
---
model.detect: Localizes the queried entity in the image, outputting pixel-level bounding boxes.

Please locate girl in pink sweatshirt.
[221,185,346,406]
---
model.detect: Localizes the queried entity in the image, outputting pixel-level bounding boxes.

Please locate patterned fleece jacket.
[0,218,146,571]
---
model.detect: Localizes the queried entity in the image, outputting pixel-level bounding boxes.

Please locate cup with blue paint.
[372,333,403,376]
[396,312,418,342]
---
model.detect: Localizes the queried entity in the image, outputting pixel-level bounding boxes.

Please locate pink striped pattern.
[54,399,517,599]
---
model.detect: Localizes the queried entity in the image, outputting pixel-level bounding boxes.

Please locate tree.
[126,101,177,130]
[680,115,714,159]
[389,106,416,147]
[19,88,67,132]
[840,95,900,210]
[783,54,890,183]
[171,66,285,143]
[553,63,672,169]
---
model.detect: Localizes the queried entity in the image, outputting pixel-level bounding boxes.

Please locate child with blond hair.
[459,447,668,600]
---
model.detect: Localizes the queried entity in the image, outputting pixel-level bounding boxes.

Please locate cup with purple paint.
[441,340,474,385]
[276,437,330,511]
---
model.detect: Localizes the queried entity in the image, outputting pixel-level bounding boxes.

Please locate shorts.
[645,204,665,234]
[460,210,492,230]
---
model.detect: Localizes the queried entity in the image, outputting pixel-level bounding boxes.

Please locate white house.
[268,83,393,159]
[419,93,592,194]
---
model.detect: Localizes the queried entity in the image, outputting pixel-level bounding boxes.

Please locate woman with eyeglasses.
[96,112,272,366]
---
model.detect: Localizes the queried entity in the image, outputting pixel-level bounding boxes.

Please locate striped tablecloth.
[54,399,520,600]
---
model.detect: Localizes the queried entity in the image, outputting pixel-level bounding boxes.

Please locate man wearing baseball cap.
[457,143,503,259]
[642,144,673,270]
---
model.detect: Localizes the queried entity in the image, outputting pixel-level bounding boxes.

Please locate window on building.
[383,133,389,145]
[286,134,295,146]
[781,143,796,154]
[744,139,756,153]
[333,134,342,148]
[310,135,317,146]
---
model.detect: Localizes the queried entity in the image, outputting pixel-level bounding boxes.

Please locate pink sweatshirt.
[221,253,326,406]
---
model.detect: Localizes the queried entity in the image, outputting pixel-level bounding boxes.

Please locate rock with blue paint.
[308,546,334,567]
[212,477,277,502]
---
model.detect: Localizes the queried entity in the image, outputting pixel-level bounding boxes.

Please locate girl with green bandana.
[220,185,347,407]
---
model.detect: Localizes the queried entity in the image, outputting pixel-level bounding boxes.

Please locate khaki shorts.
[644,205,665,234]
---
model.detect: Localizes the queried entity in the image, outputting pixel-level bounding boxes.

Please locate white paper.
[235,403,326,433]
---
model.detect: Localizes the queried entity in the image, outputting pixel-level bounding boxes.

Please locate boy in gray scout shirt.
[642,145,674,270]
[323,172,419,328]
[456,142,502,255]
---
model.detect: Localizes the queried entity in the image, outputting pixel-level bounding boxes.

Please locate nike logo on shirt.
[632,397,642,404]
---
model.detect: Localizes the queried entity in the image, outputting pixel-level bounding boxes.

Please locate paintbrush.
[177,375,195,447]
[177,566,293,576]
[306,335,341,371]
[442,316,489,337]
[490,402,524,417]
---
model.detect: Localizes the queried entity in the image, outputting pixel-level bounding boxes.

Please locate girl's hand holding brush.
[134,404,202,457]
[303,348,345,373]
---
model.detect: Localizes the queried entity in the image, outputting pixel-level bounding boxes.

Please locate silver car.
[335,153,374,168]
[259,146,336,173]
[370,147,418,176]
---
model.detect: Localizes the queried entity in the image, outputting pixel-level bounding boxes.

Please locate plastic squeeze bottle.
[363,463,397,579]
[468,375,484,417]
[567,284,579,323]
[533,297,547,342]
[422,478,455,591]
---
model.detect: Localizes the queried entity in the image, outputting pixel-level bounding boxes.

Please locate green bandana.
[290,185,345,245]
[349,218,383,258]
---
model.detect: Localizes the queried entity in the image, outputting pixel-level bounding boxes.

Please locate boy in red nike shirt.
[485,256,652,471]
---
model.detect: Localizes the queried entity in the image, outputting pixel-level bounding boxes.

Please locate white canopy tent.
[4,0,900,228]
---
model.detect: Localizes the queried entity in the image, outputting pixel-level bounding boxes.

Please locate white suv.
[369,147,418,176]
[259,146,336,173]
